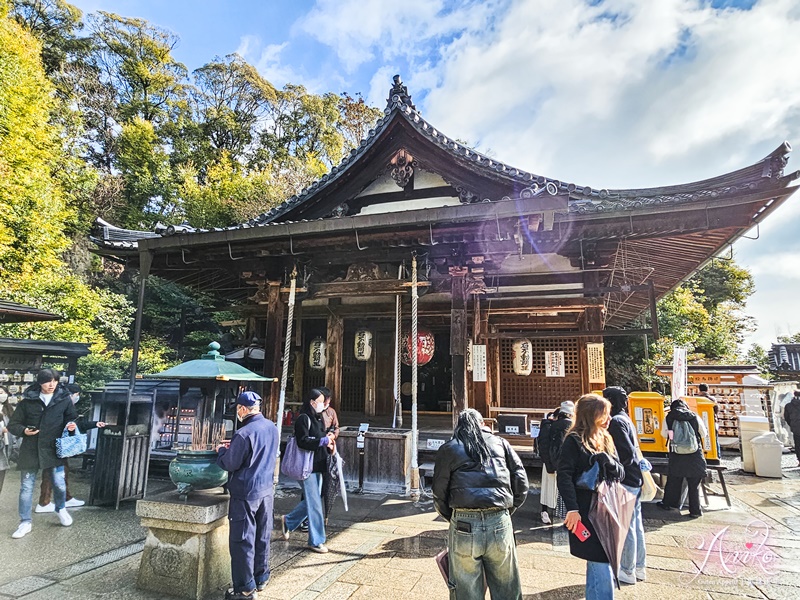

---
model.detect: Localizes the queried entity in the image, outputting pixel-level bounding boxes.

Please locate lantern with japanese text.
[308,338,327,370]
[512,338,533,376]
[401,329,435,366]
[354,329,373,361]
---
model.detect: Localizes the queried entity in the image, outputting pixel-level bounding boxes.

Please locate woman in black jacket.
[658,399,708,518]
[558,394,625,600]
[280,388,335,553]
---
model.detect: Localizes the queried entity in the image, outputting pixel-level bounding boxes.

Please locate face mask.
[237,408,246,422]
[71,394,80,405]
[313,401,325,414]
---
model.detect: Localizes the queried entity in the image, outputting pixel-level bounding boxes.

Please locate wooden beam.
[310,279,430,298]
[484,328,655,339]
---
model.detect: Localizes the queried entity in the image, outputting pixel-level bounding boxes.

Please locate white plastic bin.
[739,415,769,473]
[750,432,784,478]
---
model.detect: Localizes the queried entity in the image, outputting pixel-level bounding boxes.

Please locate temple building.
[92,76,798,441]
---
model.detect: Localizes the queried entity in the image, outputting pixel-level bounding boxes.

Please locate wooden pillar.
[365,352,377,417]
[261,281,284,420]
[450,267,468,425]
[325,300,344,412]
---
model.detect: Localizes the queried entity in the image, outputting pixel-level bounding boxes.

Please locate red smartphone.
[573,521,592,542]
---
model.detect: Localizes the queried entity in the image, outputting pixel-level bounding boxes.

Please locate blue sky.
[69,0,800,352]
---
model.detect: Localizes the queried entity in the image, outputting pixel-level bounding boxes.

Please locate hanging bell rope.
[273,266,297,485]
[393,262,403,428]
[410,253,420,497]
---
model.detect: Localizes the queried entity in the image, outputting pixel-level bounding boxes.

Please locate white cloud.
[235,37,298,89]
[296,0,504,73]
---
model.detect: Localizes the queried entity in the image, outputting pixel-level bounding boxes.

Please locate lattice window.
[302,362,325,397]
[499,338,583,408]
[341,330,366,412]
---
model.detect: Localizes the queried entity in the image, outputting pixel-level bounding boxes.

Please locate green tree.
[0,1,131,354]
[255,84,344,170]
[337,92,382,150]
[191,54,277,165]
[117,116,176,226]
[688,259,755,312]
[0,1,69,274]
[10,0,89,76]
[744,343,770,376]
[89,11,187,125]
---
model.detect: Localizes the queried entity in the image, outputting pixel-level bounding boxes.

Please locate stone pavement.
[0,453,799,599]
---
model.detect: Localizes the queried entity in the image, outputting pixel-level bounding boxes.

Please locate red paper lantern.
[401,329,435,366]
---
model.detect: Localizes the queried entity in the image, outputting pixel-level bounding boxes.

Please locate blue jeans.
[20,467,66,522]
[284,473,325,547]
[448,508,521,600]
[621,484,646,574]
[586,560,614,600]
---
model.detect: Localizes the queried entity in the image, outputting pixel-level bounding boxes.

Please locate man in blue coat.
[217,392,278,600]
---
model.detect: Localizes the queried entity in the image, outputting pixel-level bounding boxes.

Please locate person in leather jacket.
[433,408,528,599]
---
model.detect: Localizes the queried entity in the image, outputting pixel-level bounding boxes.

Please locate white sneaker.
[618,570,636,585]
[635,567,647,581]
[35,503,55,513]
[56,508,73,527]
[12,522,32,539]
[65,498,85,508]
[307,544,328,554]
[540,511,551,525]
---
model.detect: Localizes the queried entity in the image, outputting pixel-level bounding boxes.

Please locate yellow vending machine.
[627,392,668,455]
[683,396,720,464]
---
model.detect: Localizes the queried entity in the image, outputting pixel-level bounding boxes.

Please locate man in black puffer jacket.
[433,408,528,600]
[7,369,78,539]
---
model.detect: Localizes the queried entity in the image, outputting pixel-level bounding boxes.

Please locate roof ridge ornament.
[388,74,415,110]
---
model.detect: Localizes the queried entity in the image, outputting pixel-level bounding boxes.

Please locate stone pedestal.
[136,491,230,600]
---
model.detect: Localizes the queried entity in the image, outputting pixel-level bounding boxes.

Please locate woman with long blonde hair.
[557,394,625,600]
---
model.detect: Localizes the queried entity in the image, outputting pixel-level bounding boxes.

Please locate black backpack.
[537,418,557,473]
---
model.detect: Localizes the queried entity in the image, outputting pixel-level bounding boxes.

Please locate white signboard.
[545,351,565,378]
[530,422,540,438]
[472,344,487,382]
[426,438,445,450]
[672,347,687,399]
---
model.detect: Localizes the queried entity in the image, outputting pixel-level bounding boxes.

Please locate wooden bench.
[648,458,731,507]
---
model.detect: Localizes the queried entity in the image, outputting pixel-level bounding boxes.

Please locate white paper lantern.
[309,338,327,370]
[354,329,373,361]
[512,338,533,376]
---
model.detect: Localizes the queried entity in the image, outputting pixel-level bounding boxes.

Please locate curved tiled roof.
[90,76,797,252]
[249,76,796,225]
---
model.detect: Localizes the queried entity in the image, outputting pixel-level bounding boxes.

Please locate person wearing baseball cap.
[216,391,278,599]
